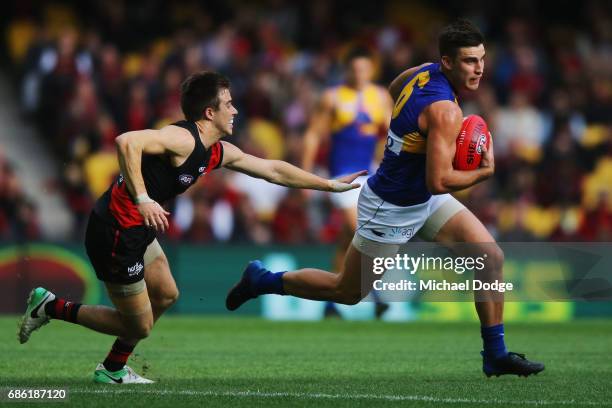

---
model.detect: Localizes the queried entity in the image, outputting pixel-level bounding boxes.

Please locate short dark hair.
[344,46,373,65]
[180,71,231,121]
[438,19,484,59]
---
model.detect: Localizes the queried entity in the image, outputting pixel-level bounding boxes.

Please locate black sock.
[44,298,82,323]
[103,339,136,372]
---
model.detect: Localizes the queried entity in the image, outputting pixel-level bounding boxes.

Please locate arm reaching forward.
[221,141,365,192]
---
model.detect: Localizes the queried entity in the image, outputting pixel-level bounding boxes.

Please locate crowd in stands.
[0,148,40,241]
[2,0,611,243]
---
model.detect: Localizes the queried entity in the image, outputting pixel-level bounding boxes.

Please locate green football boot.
[93,364,154,384]
[18,287,55,344]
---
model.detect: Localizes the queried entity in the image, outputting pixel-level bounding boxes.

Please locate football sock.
[44,298,81,323]
[255,271,286,295]
[103,339,136,372]
[325,302,337,312]
[481,323,508,359]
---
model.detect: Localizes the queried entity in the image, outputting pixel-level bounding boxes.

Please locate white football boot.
[18,287,56,344]
[93,363,155,384]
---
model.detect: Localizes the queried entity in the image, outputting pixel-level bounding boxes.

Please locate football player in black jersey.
[18,71,365,384]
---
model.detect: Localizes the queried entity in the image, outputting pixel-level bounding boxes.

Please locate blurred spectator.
[272,189,310,243]
[62,161,93,236]
[3,0,611,243]
[494,91,545,161]
[0,152,41,241]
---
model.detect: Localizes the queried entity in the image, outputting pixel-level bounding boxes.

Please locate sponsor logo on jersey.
[179,174,194,185]
[385,129,403,156]
[127,262,144,276]
[391,227,414,239]
[198,166,206,173]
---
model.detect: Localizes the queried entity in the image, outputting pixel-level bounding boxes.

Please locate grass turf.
[1,316,611,407]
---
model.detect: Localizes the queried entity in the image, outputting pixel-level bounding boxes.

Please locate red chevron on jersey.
[207,142,223,173]
[109,182,143,228]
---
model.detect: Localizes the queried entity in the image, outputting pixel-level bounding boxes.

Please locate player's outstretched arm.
[221,141,365,192]
[425,101,494,194]
[114,126,193,231]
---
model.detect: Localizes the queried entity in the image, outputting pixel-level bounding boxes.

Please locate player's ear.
[203,106,215,121]
[441,55,453,70]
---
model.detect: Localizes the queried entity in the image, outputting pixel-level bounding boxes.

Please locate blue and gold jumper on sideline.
[328,83,388,177]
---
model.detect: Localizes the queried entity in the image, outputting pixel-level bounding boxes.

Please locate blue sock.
[324,302,337,312]
[255,271,286,295]
[481,324,508,359]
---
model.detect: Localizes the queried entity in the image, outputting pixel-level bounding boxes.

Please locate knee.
[153,288,179,311]
[127,319,153,340]
[333,284,363,305]
[487,244,504,271]
[481,244,504,279]
[165,288,180,308]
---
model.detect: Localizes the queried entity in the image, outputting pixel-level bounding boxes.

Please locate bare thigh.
[433,208,503,269]
[106,284,153,337]
[433,208,505,308]
[144,252,178,308]
[433,208,495,244]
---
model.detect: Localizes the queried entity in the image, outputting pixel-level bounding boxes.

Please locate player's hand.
[327,170,368,192]
[138,201,171,232]
[480,134,495,176]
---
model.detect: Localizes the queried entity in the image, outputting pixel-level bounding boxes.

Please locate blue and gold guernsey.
[328,83,388,177]
[368,63,457,206]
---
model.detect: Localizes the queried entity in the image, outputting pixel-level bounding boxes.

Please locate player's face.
[213,88,238,135]
[447,44,485,91]
[347,57,374,88]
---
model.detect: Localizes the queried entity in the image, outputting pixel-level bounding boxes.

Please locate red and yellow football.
[453,114,491,171]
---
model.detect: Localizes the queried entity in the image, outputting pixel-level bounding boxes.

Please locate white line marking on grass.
[71,389,609,406]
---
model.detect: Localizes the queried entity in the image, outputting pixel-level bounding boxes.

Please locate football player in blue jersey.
[301,47,393,318]
[227,20,544,377]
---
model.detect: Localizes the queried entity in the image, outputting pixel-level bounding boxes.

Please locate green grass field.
[1,316,611,407]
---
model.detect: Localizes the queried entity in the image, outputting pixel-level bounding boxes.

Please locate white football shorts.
[352,182,465,258]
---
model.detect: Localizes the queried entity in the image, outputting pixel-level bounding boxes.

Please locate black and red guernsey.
[94,120,224,228]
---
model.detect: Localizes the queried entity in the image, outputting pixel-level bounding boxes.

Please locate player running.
[302,46,393,318]
[18,71,363,384]
[227,20,545,377]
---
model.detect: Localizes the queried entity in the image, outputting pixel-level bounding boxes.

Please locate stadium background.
[1,0,611,321]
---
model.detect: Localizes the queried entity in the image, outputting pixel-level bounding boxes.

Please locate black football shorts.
[85,210,156,284]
